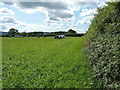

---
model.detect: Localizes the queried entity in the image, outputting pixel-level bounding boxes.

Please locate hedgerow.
[85,1,120,88]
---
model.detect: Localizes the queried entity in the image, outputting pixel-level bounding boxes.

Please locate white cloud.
[78,15,94,24]
[97,2,107,8]
[0,24,8,30]
[78,8,97,25]
[0,8,15,15]
[44,8,75,26]
[45,19,58,25]
[1,0,98,2]
[79,18,91,24]
[17,2,68,10]
[18,22,63,32]
[77,16,93,25]
[0,16,17,24]
[2,2,14,5]
[0,16,63,32]
[0,1,99,33]
[49,9,74,19]
[18,21,51,31]
[80,8,97,16]
[13,2,97,23]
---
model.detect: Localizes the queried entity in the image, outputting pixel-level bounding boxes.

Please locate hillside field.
[2,37,93,88]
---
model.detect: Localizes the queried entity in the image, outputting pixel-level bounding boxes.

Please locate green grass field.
[2,37,93,88]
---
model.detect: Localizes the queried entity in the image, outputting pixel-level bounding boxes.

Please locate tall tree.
[8,28,19,37]
[68,29,76,34]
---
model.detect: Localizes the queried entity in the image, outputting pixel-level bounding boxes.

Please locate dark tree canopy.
[8,28,19,37]
[68,29,76,34]
[52,31,67,35]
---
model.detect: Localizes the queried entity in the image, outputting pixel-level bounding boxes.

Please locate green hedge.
[85,2,120,88]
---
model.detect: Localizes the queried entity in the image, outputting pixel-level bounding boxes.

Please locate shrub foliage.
[86,2,120,88]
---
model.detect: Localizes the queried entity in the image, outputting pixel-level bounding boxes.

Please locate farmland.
[2,37,93,88]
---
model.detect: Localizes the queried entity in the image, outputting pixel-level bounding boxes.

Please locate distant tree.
[68,29,76,34]
[50,32,54,35]
[20,32,27,37]
[8,28,19,37]
[33,32,44,35]
[53,31,67,35]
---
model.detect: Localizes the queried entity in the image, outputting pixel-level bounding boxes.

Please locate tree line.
[2,28,84,37]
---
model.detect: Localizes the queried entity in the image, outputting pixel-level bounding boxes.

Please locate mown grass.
[2,37,93,88]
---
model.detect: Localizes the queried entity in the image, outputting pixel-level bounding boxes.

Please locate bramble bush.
[85,1,120,88]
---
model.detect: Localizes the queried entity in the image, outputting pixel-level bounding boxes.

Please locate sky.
[0,0,108,33]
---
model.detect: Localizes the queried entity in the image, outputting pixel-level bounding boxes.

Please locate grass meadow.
[2,37,93,88]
